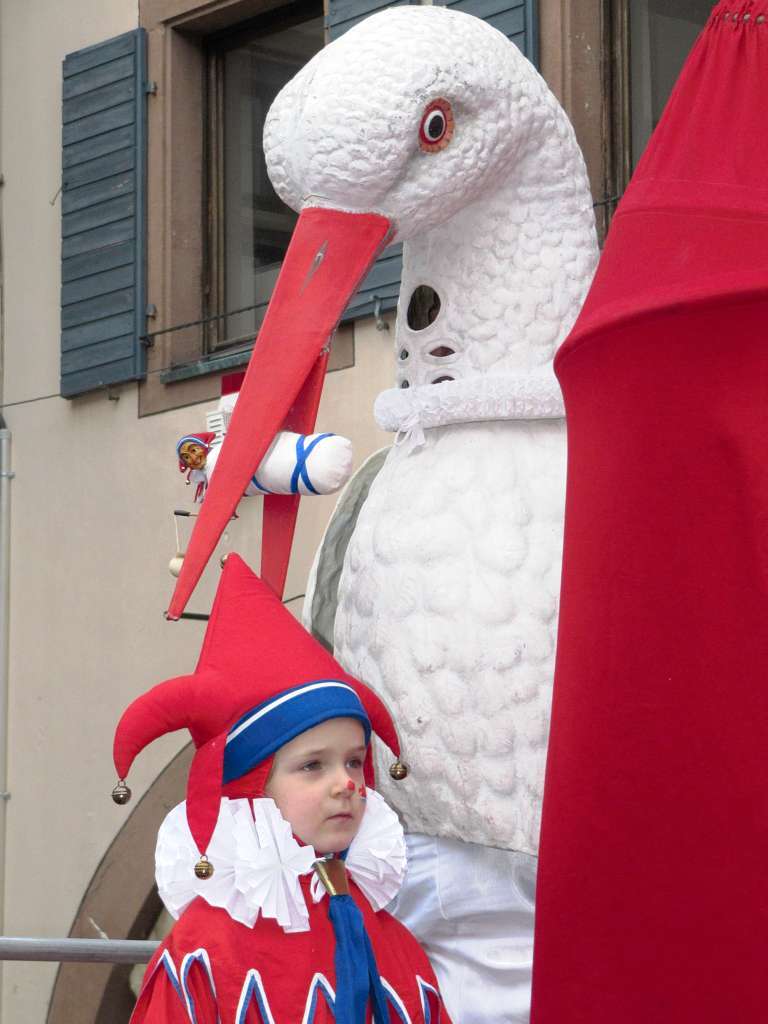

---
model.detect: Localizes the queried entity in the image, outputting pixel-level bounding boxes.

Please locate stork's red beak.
[166,206,393,620]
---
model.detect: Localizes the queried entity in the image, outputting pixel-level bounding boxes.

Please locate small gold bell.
[111,780,132,805]
[389,760,409,781]
[194,855,214,880]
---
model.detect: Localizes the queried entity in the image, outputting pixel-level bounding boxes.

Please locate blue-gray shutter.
[440,0,538,65]
[61,29,148,398]
[327,0,537,324]
[327,0,418,38]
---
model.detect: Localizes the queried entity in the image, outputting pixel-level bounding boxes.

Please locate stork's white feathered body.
[336,420,566,853]
[338,151,597,852]
[266,7,597,855]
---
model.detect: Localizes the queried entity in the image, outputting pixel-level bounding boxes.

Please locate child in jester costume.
[112,554,450,1024]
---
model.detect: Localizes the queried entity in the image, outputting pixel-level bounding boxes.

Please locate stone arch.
[46,744,193,1024]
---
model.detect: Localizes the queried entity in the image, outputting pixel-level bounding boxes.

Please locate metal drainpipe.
[0,424,11,987]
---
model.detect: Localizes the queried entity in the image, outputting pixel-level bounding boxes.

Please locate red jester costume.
[113,555,449,1024]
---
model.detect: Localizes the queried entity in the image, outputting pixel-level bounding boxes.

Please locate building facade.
[0,0,712,1019]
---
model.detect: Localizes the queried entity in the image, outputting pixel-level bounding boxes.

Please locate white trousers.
[389,834,537,1024]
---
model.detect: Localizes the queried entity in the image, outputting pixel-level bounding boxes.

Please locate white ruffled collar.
[155,789,407,934]
[374,370,565,454]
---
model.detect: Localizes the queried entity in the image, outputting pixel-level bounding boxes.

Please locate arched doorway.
[46,745,192,1023]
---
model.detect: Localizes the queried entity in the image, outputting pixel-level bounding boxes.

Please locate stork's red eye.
[419,99,454,153]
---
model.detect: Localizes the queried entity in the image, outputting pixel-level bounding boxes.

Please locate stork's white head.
[265,6,555,242]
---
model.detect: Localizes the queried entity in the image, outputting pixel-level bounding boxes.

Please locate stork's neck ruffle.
[374,370,565,439]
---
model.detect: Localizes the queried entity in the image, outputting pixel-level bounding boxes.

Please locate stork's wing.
[303,446,390,651]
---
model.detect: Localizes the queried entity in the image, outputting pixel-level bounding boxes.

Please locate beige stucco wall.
[0,1,395,1019]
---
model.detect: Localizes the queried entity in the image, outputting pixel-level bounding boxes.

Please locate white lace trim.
[310,790,407,912]
[374,371,565,447]
[155,790,406,934]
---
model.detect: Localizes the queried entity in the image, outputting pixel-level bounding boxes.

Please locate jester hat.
[112,553,403,866]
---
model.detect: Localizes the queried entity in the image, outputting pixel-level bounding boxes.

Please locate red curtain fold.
[533,6,768,1021]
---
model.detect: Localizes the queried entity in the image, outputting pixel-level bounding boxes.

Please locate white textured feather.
[335,420,566,855]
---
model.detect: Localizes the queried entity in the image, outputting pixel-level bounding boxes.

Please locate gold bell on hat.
[194,855,214,880]
[111,779,132,805]
[389,760,409,781]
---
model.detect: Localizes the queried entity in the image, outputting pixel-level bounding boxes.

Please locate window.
[601,0,711,232]
[138,0,329,416]
[628,0,711,170]
[205,8,324,353]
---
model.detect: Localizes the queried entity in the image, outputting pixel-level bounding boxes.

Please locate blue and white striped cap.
[223,679,372,783]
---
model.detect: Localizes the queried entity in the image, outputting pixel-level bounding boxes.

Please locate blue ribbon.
[290,433,335,495]
[327,894,389,1024]
[250,474,271,494]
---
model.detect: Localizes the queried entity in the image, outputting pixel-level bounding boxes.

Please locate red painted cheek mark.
[346,779,356,792]
[358,784,367,799]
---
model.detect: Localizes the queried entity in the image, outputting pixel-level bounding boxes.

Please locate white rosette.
[232,799,317,932]
[310,789,407,911]
[346,789,407,910]
[155,798,316,932]
[155,799,244,921]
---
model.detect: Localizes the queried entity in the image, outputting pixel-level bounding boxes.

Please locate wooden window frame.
[538,0,616,242]
[606,0,632,219]
[138,0,328,416]
[204,2,323,356]
[539,0,710,244]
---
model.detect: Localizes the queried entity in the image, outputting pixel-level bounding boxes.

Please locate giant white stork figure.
[169,7,599,1020]
[268,8,599,1020]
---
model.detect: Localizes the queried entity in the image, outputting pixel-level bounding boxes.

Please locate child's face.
[265,717,367,854]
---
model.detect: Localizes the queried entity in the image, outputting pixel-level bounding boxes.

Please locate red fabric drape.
[532,6,768,1022]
